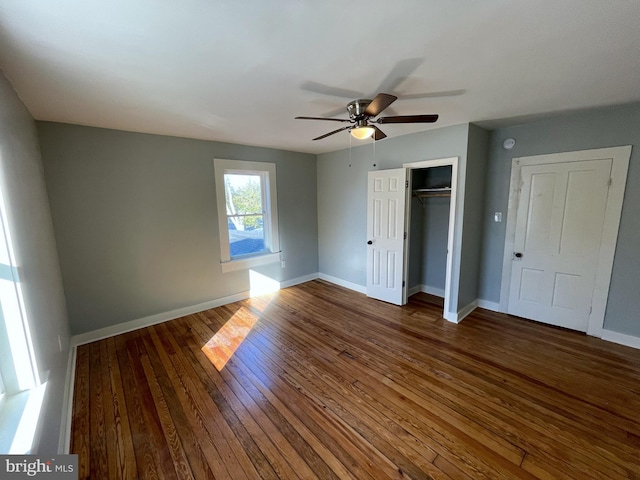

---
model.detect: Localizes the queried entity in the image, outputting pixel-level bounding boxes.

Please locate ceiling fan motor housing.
[347,99,372,120]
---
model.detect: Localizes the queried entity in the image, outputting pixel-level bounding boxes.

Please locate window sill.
[221,252,281,273]
[0,382,47,453]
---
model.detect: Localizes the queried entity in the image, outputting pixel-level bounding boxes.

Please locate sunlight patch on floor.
[201,307,259,371]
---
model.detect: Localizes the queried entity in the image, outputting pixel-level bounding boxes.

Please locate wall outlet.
[281,260,286,268]
[494,212,503,223]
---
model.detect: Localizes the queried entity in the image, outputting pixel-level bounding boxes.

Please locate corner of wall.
[0,71,72,454]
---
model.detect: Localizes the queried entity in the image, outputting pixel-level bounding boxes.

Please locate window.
[0,185,44,454]
[213,159,280,272]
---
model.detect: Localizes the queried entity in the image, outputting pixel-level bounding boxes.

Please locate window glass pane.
[228,215,265,256]
[224,173,265,257]
[224,174,262,215]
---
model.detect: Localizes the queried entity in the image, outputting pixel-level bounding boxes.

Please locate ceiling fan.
[295,93,438,141]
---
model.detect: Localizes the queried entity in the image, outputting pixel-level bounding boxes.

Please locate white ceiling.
[1,1,639,154]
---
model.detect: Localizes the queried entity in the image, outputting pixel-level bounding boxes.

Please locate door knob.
[514,252,523,259]
[367,240,373,245]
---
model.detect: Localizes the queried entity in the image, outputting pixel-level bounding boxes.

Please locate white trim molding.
[280,273,319,289]
[213,158,281,273]
[72,292,250,347]
[58,346,77,454]
[221,251,281,273]
[444,299,478,324]
[407,284,446,298]
[318,274,366,294]
[71,273,319,347]
[422,285,445,298]
[601,329,640,350]
[477,299,502,313]
[407,285,422,297]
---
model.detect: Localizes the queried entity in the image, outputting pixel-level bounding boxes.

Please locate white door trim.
[403,157,460,321]
[500,146,631,337]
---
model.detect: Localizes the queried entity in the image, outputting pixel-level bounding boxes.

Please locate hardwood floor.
[71,280,640,479]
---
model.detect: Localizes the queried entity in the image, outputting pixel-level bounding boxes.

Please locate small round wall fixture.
[503,138,516,150]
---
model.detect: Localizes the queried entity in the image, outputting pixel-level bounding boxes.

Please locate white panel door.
[508,158,612,331]
[366,169,407,305]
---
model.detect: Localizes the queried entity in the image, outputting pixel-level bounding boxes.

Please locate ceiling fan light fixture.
[350,125,375,140]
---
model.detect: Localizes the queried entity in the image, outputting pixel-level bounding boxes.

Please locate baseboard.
[407,285,422,297]
[601,329,640,350]
[318,273,366,294]
[457,299,478,323]
[71,292,249,346]
[58,346,77,454]
[408,284,446,298]
[280,272,319,289]
[318,277,447,300]
[442,299,478,324]
[422,285,445,298]
[443,310,457,323]
[477,299,502,313]
[71,272,319,347]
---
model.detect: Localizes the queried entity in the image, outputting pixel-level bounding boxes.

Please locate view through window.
[214,159,280,273]
[224,173,266,257]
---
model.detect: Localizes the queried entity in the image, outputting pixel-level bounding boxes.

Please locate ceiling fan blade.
[319,105,350,117]
[312,126,351,141]
[377,114,439,124]
[295,116,351,122]
[373,126,387,141]
[364,93,398,117]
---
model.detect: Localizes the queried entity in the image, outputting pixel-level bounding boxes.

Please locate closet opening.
[402,157,458,320]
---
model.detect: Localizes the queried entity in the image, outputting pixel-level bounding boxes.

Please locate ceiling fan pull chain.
[372,134,376,165]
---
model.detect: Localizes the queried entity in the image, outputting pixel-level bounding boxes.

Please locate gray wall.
[479,102,640,337]
[421,196,450,292]
[37,122,318,335]
[0,73,70,453]
[317,123,470,313]
[458,124,489,309]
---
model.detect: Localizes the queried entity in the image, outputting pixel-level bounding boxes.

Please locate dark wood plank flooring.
[71,280,640,479]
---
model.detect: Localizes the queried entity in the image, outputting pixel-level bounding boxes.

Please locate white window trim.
[0,183,44,453]
[213,158,281,273]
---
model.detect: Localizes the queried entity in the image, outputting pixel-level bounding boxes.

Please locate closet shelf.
[412,187,451,206]
[412,187,451,197]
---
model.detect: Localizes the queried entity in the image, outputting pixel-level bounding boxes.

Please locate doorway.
[407,166,453,298]
[501,146,631,335]
[365,157,460,321]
